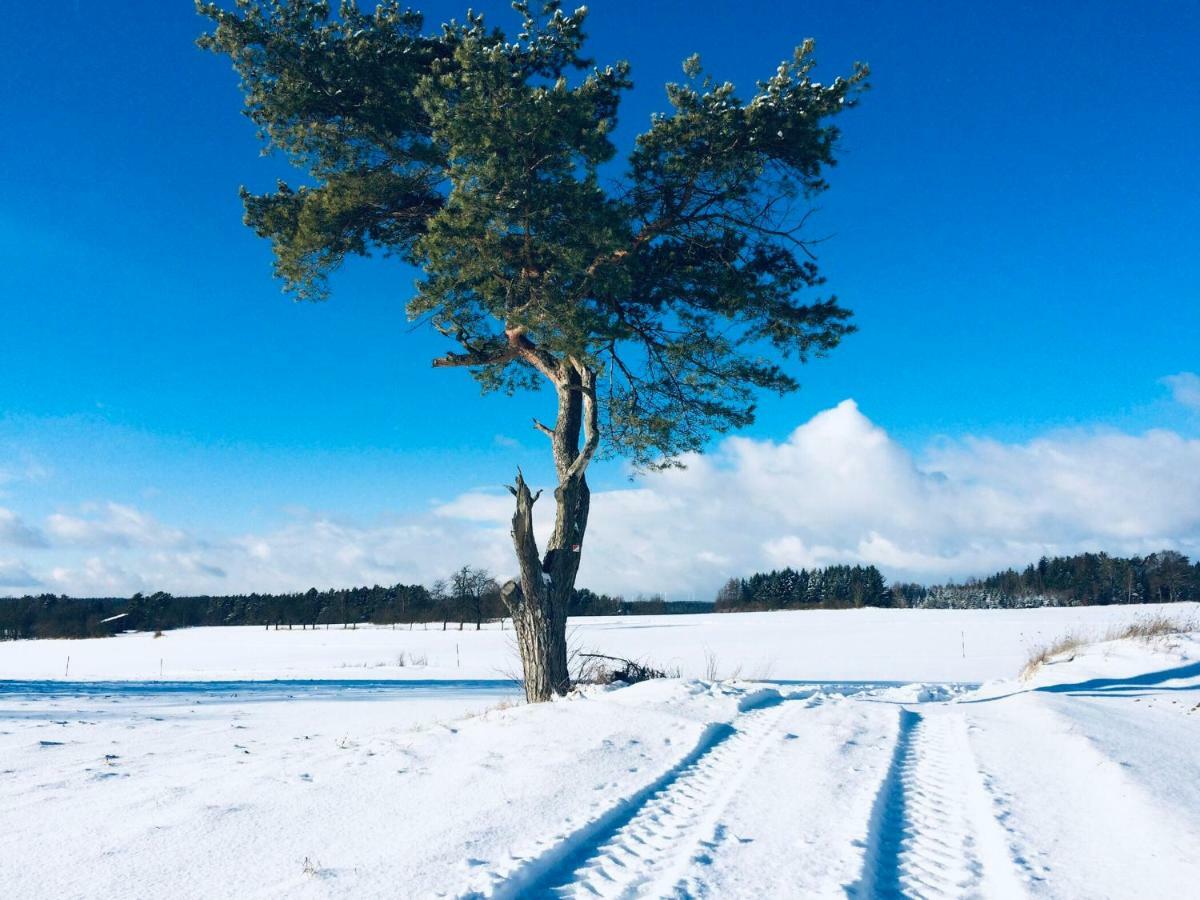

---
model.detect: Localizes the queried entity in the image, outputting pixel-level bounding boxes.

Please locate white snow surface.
[3,603,1196,683]
[1,603,1198,898]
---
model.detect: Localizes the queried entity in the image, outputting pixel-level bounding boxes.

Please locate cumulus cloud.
[8,401,1200,598]
[46,557,143,594]
[26,510,515,597]
[221,513,515,590]
[46,503,187,549]
[499,401,1200,595]
[0,508,47,548]
[1163,371,1200,411]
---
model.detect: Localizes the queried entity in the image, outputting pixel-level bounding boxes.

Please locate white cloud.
[224,514,511,588]
[575,401,1200,595]
[46,503,187,549]
[433,491,516,523]
[0,508,47,548]
[0,559,40,587]
[1163,371,1200,411]
[8,401,1200,599]
[46,557,144,595]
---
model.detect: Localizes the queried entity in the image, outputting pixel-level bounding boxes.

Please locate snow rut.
[482,695,789,900]
[852,709,1024,900]
[553,703,785,899]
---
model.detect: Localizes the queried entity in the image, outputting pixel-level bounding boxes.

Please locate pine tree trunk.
[503,362,597,702]
[506,472,572,701]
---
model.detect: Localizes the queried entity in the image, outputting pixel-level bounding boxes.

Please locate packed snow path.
[849,708,1025,899]
[470,674,1200,900]
[477,693,1026,900]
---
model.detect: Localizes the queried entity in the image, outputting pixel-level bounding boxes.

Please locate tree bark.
[503,360,598,702]
[504,472,568,702]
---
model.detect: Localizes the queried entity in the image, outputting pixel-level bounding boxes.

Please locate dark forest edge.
[2,550,1197,641]
[0,564,706,641]
[717,549,1198,612]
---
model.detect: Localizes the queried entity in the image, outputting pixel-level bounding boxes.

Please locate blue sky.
[1,1,1198,596]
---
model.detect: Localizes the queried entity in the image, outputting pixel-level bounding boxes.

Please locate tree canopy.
[198,0,868,468]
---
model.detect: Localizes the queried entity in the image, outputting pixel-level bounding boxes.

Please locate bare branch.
[432,345,520,368]
[431,326,563,384]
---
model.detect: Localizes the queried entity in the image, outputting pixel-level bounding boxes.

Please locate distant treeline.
[6,549,1196,640]
[717,550,1200,612]
[715,564,890,611]
[0,568,707,641]
[897,550,1199,609]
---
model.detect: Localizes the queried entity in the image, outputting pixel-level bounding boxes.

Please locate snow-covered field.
[3,603,1196,683]
[1,603,1197,898]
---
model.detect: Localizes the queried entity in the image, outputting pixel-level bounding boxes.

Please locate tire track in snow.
[473,689,794,899]
[849,708,1026,899]
[553,701,788,900]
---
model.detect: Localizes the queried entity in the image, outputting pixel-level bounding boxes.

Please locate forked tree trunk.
[502,361,597,703]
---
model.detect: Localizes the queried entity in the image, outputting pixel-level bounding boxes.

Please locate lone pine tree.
[199,1,867,701]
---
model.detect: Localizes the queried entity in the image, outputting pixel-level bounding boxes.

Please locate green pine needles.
[198,0,867,470]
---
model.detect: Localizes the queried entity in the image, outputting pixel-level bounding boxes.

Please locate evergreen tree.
[198,1,867,700]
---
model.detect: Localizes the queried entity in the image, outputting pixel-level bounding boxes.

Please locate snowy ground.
[3,603,1195,683]
[1,604,1198,898]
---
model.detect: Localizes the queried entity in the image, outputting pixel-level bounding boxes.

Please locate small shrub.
[574,652,677,686]
[153,630,164,639]
[410,652,429,666]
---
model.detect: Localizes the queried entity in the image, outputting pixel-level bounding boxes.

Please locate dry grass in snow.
[1021,612,1198,680]
[1105,611,1198,642]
